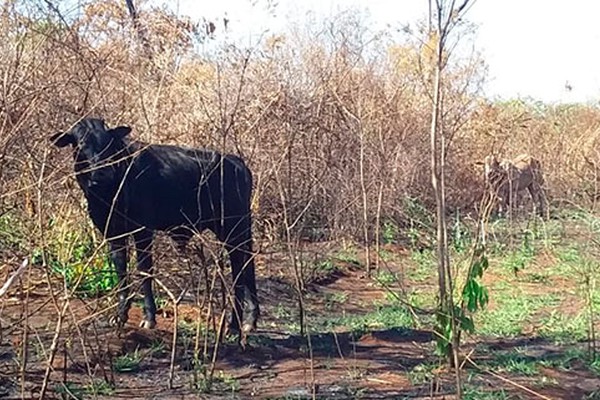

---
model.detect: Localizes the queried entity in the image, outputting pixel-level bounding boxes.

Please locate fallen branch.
[464,355,553,400]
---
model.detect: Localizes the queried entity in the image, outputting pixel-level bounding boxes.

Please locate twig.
[0,258,28,298]
[464,355,554,400]
[149,274,185,389]
[39,300,70,400]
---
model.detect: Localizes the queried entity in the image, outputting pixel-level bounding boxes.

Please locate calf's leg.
[134,230,157,329]
[529,182,547,218]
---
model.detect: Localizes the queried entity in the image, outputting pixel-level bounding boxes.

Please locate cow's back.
[126,143,252,233]
[512,154,544,187]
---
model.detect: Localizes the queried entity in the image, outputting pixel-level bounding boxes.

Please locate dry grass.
[2,2,598,251]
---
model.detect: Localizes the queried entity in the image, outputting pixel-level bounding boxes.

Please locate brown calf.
[483,154,547,218]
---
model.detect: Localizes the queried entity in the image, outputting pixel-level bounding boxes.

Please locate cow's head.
[483,155,501,180]
[475,154,505,189]
[50,118,132,192]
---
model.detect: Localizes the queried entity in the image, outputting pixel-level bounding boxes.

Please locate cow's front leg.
[110,238,130,327]
[134,230,157,329]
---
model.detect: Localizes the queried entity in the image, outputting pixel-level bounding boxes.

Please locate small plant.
[54,382,84,400]
[522,271,550,284]
[334,246,360,266]
[381,219,399,244]
[314,258,338,275]
[193,369,239,394]
[192,379,212,395]
[51,253,117,297]
[403,197,435,251]
[324,292,348,310]
[46,231,118,297]
[374,270,397,286]
[407,362,437,385]
[0,211,25,251]
[590,356,600,376]
[502,229,535,276]
[554,245,600,352]
[462,386,510,400]
[491,350,539,376]
[148,340,167,358]
[377,248,395,262]
[273,303,292,319]
[113,349,143,373]
[583,390,600,400]
[86,380,115,396]
[436,245,489,358]
[409,249,436,282]
[451,212,471,253]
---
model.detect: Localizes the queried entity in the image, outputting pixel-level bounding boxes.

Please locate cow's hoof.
[109,315,127,328]
[139,319,156,329]
[242,322,255,334]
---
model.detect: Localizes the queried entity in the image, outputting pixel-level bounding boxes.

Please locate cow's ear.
[109,126,132,140]
[50,132,75,148]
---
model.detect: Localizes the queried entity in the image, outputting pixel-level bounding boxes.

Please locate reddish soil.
[1,244,599,399]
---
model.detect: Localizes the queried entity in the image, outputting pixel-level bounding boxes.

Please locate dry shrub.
[0,1,597,260]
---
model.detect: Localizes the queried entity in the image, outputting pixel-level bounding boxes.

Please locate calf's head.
[483,155,500,181]
[50,118,132,192]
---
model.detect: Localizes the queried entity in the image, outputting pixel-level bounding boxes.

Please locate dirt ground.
[1,240,599,400]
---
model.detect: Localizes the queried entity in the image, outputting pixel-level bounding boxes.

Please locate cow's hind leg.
[134,229,157,329]
[238,240,259,333]
[110,238,131,327]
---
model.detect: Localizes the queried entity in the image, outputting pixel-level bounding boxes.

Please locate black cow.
[50,118,259,336]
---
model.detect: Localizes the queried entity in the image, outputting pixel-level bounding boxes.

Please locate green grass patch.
[113,349,143,373]
[54,380,114,399]
[333,246,361,266]
[485,348,540,376]
[462,385,511,400]
[377,248,396,262]
[0,211,25,251]
[316,304,415,336]
[407,362,437,385]
[406,289,437,310]
[193,369,240,394]
[538,311,589,344]
[477,289,560,337]
[324,292,349,310]
[408,250,435,282]
[381,219,400,245]
[373,270,398,287]
[537,346,600,376]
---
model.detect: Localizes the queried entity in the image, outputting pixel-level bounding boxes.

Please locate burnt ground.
[1,235,600,400]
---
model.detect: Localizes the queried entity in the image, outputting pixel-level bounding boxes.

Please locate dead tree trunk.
[124,0,152,59]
